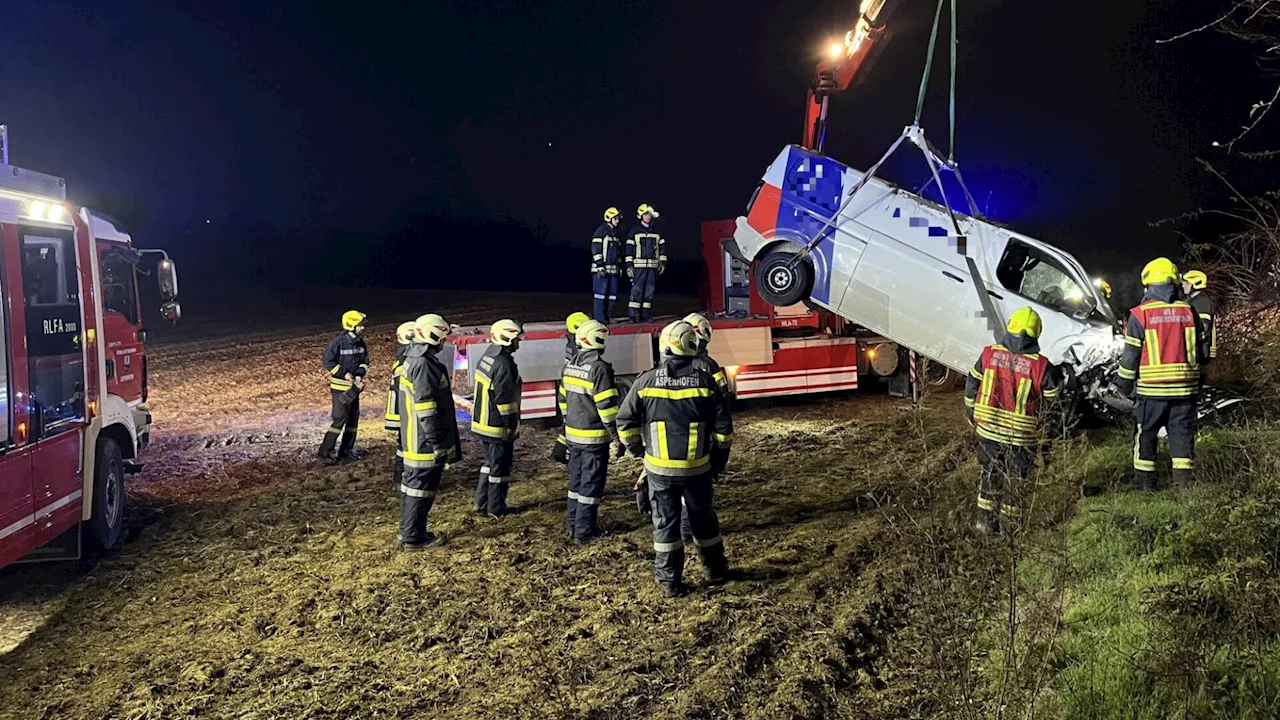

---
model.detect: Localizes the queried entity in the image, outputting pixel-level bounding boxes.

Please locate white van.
[732,144,1123,379]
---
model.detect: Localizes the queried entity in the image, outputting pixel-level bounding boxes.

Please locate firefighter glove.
[551,441,569,465]
[627,442,644,458]
[711,448,730,476]
[615,440,627,459]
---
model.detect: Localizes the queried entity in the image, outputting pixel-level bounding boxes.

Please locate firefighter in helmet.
[963,307,1062,534]
[472,319,524,516]
[617,320,734,596]
[386,321,417,489]
[553,312,591,465]
[398,314,459,551]
[592,209,624,324]
[625,204,666,322]
[318,310,370,464]
[560,320,625,541]
[1181,270,1217,365]
[1115,258,1209,490]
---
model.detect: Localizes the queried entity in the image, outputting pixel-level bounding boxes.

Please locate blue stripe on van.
[776,148,844,305]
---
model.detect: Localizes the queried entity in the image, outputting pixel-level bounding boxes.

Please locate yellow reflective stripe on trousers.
[1172,457,1194,470]
[639,387,711,400]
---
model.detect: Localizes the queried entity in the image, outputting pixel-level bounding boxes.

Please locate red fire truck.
[0,135,179,569]
[447,220,913,420]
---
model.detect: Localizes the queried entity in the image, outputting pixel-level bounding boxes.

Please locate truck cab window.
[100,248,139,325]
[21,232,84,437]
[996,239,1091,317]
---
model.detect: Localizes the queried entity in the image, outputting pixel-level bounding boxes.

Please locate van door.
[20,229,86,548]
[991,236,1097,362]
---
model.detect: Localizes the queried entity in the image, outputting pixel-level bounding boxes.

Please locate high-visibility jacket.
[592,222,624,275]
[399,343,460,469]
[322,331,369,392]
[963,333,1061,447]
[472,344,522,441]
[555,336,578,451]
[558,349,621,445]
[693,344,731,396]
[626,223,666,271]
[617,356,733,478]
[1116,285,1206,398]
[385,343,410,432]
[1187,290,1217,361]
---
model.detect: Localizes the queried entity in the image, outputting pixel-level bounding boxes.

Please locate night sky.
[0,0,1268,290]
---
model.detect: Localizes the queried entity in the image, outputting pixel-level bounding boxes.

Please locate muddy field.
[0,291,978,719]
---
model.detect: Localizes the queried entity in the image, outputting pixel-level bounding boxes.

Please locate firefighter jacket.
[558,349,621,445]
[1115,283,1208,399]
[472,344,523,441]
[385,343,410,431]
[555,336,578,450]
[963,332,1062,448]
[626,223,667,271]
[1187,290,1217,362]
[693,343,731,396]
[323,331,369,392]
[592,222,624,275]
[399,343,461,468]
[617,356,733,478]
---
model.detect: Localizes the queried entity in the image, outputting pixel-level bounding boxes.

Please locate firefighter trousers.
[649,472,728,589]
[629,268,656,322]
[319,390,360,458]
[592,274,619,324]
[566,442,609,539]
[977,439,1034,523]
[400,462,443,544]
[393,452,404,491]
[1133,397,1196,488]
[475,440,514,515]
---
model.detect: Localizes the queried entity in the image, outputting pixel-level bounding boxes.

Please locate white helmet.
[659,321,698,357]
[682,313,712,344]
[414,314,450,346]
[576,320,609,350]
[490,319,523,347]
[396,321,417,345]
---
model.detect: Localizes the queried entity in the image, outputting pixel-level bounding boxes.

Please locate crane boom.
[803,0,907,152]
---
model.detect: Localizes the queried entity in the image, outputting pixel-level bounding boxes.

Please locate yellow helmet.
[566,311,591,334]
[342,310,366,331]
[637,203,652,218]
[490,319,523,347]
[682,313,712,343]
[1182,270,1207,290]
[576,319,609,350]
[396,321,417,345]
[603,207,620,222]
[1006,307,1043,339]
[414,314,450,346]
[1141,257,1179,286]
[659,320,698,357]
[1092,277,1112,299]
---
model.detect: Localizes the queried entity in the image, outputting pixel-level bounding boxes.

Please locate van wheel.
[920,358,956,388]
[89,438,125,550]
[756,250,813,307]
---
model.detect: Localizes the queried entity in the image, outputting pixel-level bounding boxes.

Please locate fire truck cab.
[0,156,178,568]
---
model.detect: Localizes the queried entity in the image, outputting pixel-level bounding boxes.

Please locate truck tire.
[615,375,635,400]
[756,250,813,307]
[89,438,125,550]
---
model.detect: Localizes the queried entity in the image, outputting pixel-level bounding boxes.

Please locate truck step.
[123,460,145,475]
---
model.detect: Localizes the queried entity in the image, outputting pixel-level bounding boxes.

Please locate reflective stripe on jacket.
[592,222,624,275]
[616,356,733,477]
[1117,287,1204,398]
[963,333,1061,448]
[625,224,666,271]
[559,349,620,445]
[1188,291,1217,361]
[400,344,460,468]
[323,331,369,391]
[472,344,523,440]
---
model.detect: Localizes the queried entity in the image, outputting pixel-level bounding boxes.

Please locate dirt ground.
[0,291,976,720]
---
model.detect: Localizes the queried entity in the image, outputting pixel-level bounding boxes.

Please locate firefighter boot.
[975,508,1000,535]
[1131,471,1156,492]
[1172,469,1194,487]
[695,541,731,585]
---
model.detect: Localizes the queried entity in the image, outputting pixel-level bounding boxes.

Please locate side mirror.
[157,258,179,301]
[161,301,181,322]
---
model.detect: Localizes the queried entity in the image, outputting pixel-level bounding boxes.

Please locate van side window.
[996,239,1089,317]
[100,248,139,325]
[21,232,84,437]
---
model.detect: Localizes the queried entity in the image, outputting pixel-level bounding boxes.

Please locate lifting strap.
[913,0,959,162]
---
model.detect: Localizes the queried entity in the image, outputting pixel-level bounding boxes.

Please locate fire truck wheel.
[756,249,813,307]
[615,375,635,400]
[89,438,125,550]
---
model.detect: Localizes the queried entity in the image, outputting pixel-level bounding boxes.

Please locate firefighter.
[553,312,591,465]
[1182,270,1217,365]
[963,307,1062,534]
[318,310,370,464]
[684,312,731,395]
[617,320,734,596]
[592,208,624,324]
[560,319,624,541]
[398,314,459,551]
[386,321,417,489]
[625,204,666,322]
[1114,258,1209,490]
[472,319,524,516]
